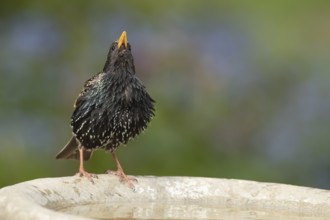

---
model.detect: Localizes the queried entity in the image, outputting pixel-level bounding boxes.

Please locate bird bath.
[1,175,330,219]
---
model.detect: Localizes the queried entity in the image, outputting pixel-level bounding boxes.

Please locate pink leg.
[107,152,136,187]
[76,148,97,181]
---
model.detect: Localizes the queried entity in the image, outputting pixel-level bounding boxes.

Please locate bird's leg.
[107,152,136,186]
[76,148,97,181]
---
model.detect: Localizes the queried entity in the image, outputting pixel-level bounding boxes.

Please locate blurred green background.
[1,1,330,189]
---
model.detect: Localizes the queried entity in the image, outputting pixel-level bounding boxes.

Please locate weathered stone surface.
[1,175,330,219]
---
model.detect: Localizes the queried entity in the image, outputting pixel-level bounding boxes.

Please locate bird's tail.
[56,136,92,161]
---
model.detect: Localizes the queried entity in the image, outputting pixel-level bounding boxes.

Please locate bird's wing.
[70,72,108,148]
[74,72,104,108]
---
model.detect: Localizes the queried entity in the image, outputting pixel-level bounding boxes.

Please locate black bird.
[56,31,155,184]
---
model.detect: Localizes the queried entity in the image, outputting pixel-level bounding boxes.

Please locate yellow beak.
[117,31,128,49]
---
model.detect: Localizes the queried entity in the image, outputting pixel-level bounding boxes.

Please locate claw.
[106,169,136,188]
[76,169,97,183]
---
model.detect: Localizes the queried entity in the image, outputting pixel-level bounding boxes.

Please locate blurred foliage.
[1,0,330,189]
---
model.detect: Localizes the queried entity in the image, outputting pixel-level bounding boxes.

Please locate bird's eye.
[111,44,116,51]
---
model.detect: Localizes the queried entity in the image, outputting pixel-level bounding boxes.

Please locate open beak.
[117,31,128,49]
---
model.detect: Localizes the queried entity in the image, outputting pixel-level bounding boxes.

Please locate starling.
[56,31,155,185]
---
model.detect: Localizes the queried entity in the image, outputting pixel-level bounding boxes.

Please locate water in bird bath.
[56,202,328,220]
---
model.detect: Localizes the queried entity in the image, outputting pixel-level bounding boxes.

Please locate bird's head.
[103,31,134,73]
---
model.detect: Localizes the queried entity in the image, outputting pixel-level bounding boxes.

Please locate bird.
[56,31,155,185]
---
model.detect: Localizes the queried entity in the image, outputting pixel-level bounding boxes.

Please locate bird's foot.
[106,169,137,187]
[76,168,98,183]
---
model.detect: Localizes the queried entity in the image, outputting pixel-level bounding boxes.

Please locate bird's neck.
[103,60,135,76]
[102,59,111,73]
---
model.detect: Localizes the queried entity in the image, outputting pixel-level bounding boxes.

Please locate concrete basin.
[1,175,330,219]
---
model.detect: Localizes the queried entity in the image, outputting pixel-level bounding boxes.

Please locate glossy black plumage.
[71,43,154,152]
[56,31,155,182]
